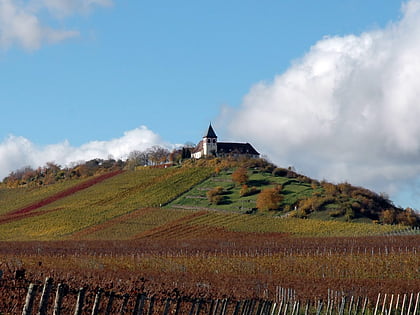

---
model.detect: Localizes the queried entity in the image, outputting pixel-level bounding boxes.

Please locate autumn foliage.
[231,167,249,185]
[256,185,283,211]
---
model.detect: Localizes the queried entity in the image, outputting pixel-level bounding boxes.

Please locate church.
[191,124,260,159]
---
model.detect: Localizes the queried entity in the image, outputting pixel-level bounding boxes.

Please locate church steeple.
[203,123,217,156]
[204,123,217,139]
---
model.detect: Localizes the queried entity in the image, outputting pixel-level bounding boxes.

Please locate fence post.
[348,296,354,314]
[195,299,203,315]
[53,283,67,315]
[413,292,420,315]
[74,287,86,315]
[37,277,53,315]
[381,294,387,315]
[132,293,146,315]
[401,293,407,315]
[213,299,220,315]
[304,301,309,315]
[269,302,276,315]
[233,301,241,315]
[283,301,289,315]
[240,300,248,315]
[221,298,229,315]
[339,296,346,315]
[119,293,130,315]
[407,293,414,315]
[162,298,171,315]
[147,295,155,315]
[91,288,103,315]
[174,298,181,315]
[188,299,196,315]
[361,297,368,315]
[315,301,323,315]
[22,283,39,315]
[388,294,394,315]
[105,291,115,315]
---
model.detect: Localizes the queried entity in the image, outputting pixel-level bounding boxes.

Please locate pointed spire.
[204,123,217,138]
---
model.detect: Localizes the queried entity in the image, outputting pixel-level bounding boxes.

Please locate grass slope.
[168,169,318,213]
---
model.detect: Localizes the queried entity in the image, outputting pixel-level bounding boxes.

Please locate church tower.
[203,123,218,157]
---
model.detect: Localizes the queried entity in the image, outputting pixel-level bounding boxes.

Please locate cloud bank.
[220,0,420,207]
[0,0,112,50]
[0,126,172,180]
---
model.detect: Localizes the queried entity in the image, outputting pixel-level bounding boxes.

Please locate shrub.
[240,185,260,197]
[207,186,225,205]
[231,167,249,185]
[256,186,283,211]
[272,168,288,177]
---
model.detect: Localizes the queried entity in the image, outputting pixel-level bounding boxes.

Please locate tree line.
[1,145,193,188]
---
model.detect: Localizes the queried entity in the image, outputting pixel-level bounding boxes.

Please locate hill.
[0,157,418,241]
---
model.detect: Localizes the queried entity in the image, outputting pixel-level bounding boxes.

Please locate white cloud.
[0,126,173,180]
[219,0,420,208]
[0,0,111,50]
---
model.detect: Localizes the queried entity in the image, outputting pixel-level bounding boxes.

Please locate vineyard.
[0,167,213,241]
[0,163,419,313]
[0,235,419,314]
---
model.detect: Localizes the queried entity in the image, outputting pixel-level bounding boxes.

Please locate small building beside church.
[191,124,260,159]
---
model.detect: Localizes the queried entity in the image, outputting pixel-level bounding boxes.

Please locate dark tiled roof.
[217,142,260,156]
[205,124,217,138]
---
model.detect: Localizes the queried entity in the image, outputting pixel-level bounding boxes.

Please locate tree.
[231,167,248,185]
[147,146,170,165]
[256,186,283,211]
[381,209,397,224]
[207,186,225,205]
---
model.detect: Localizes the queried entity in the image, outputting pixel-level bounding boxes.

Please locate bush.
[231,167,249,185]
[272,168,288,177]
[240,185,260,197]
[256,186,283,211]
[207,186,225,205]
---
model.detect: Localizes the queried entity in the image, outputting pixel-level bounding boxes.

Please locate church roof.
[204,124,217,138]
[191,140,203,153]
[217,142,260,156]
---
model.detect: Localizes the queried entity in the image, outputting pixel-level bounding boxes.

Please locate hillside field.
[0,165,411,240]
[0,162,419,314]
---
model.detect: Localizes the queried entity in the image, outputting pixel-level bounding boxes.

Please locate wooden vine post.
[22,283,39,315]
[74,287,86,315]
[91,288,103,315]
[37,277,53,315]
[104,291,115,315]
[53,283,68,315]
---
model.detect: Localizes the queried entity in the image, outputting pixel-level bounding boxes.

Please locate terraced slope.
[0,167,213,240]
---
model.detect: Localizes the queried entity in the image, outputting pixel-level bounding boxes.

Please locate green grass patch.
[167,169,318,213]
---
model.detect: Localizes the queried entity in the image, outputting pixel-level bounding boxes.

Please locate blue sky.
[2,0,420,209]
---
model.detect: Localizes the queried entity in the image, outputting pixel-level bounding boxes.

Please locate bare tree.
[147,146,170,165]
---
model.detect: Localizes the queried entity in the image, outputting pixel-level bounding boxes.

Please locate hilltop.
[0,156,418,241]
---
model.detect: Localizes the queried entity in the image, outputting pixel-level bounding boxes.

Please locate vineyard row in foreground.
[17,277,420,315]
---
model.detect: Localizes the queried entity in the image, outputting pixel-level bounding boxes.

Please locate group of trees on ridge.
[1,145,193,188]
[1,147,419,227]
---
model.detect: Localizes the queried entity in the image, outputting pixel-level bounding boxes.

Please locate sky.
[2,0,420,209]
